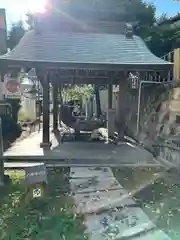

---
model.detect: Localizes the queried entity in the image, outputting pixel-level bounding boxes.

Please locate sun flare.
[26,0,47,13]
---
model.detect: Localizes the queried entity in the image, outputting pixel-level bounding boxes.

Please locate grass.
[0,168,87,240]
[113,167,180,240]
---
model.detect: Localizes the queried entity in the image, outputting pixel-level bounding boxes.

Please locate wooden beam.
[49,69,120,78]
[49,69,135,86]
[1,59,173,72]
[50,77,124,86]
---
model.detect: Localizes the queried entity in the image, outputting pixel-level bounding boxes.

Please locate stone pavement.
[70,167,171,240]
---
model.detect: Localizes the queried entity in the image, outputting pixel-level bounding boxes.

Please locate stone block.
[74,189,135,214]
[85,207,156,240]
[70,177,121,193]
[70,167,114,179]
[70,177,122,192]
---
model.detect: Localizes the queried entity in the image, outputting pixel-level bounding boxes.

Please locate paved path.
[70,167,171,240]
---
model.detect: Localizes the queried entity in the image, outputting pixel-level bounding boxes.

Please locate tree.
[26,0,157,44]
[7,21,25,50]
[55,0,155,29]
[62,85,93,105]
[118,0,156,38]
[156,14,170,25]
[51,0,180,57]
[146,24,180,57]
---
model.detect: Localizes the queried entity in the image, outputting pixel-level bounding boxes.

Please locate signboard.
[33,188,42,198]
[6,80,20,93]
[25,164,47,185]
[4,77,22,99]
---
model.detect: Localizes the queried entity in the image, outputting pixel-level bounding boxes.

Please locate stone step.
[71,167,171,240]
[70,167,114,179]
[85,207,157,240]
[74,189,136,214]
[70,177,121,194]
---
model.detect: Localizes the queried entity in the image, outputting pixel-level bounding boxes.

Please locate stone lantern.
[26,84,38,99]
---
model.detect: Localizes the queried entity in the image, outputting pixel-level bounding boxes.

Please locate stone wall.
[96,82,180,154]
[119,83,180,157]
[158,88,180,136]
[121,84,168,141]
[155,144,180,168]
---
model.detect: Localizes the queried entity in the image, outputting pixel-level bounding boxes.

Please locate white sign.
[4,76,22,99]
[33,188,42,198]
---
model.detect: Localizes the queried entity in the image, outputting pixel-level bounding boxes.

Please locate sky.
[0,0,47,28]
[0,0,180,28]
[146,0,180,16]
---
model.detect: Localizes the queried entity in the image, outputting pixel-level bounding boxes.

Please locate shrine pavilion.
[0,4,173,149]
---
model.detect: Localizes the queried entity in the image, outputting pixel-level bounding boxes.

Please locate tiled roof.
[0,30,172,70]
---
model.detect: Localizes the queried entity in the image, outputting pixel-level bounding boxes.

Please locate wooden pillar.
[108,84,113,109]
[0,117,4,186]
[53,87,58,131]
[94,84,101,117]
[117,79,129,137]
[0,70,5,100]
[107,83,116,137]
[58,86,63,127]
[0,70,5,186]
[40,72,51,149]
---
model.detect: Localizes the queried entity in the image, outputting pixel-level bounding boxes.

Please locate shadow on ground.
[113,167,180,240]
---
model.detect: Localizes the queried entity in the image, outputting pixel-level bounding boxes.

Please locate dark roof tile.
[0,30,172,69]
